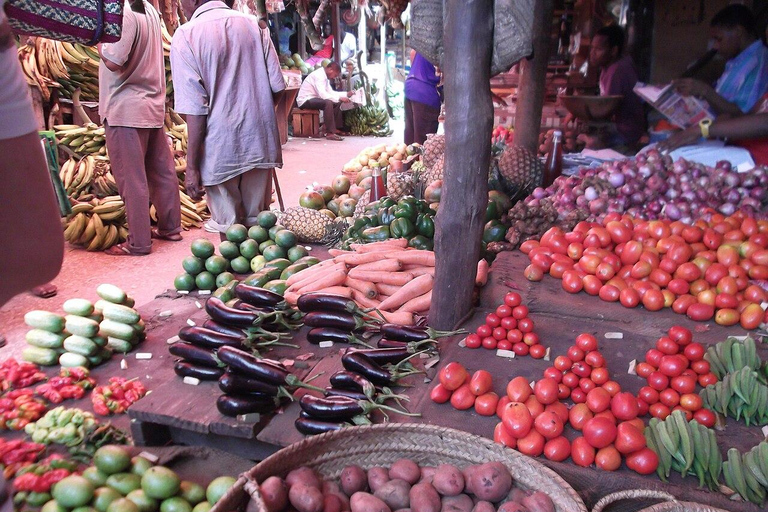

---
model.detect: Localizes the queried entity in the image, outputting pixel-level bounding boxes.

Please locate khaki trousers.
[205,169,272,232]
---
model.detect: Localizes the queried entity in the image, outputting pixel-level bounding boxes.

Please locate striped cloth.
[715,40,768,113]
[5,0,123,45]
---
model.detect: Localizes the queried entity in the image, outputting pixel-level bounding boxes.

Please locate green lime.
[239,239,259,260]
[258,239,276,253]
[287,246,309,262]
[215,272,236,288]
[94,446,132,475]
[93,488,122,512]
[126,490,159,512]
[191,503,211,512]
[174,273,196,291]
[52,476,94,508]
[230,256,251,274]
[247,225,269,243]
[190,239,215,259]
[205,477,236,505]
[204,256,229,275]
[268,224,286,240]
[250,255,267,273]
[194,272,216,291]
[256,211,277,229]
[181,256,205,276]
[106,473,142,496]
[107,498,140,512]
[218,241,240,260]
[141,467,180,500]
[225,224,248,243]
[42,500,68,512]
[262,245,286,261]
[130,457,153,477]
[83,467,109,487]
[273,229,297,248]
[160,498,191,512]
[73,507,98,512]
[178,482,205,506]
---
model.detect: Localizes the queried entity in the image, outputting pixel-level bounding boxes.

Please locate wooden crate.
[291,108,320,138]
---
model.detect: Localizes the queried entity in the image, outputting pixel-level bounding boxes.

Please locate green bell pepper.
[378,206,396,226]
[390,218,416,238]
[361,225,390,242]
[378,197,397,209]
[416,214,435,238]
[393,202,417,222]
[408,235,434,250]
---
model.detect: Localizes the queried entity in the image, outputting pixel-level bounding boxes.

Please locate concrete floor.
[0,128,400,357]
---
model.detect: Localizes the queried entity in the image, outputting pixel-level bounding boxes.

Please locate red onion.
[589,198,607,214]
[584,186,598,201]
[719,203,736,215]
[663,203,682,220]
[724,172,740,188]
[607,172,625,187]
[716,160,732,172]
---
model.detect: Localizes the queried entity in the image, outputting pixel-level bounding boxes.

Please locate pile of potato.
[257,460,555,512]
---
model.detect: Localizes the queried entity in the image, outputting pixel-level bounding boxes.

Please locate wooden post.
[298,15,306,58]
[380,19,386,66]
[513,0,554,154]
[358,9,367,67]
[332,2,342,64]
[428,0,494,329]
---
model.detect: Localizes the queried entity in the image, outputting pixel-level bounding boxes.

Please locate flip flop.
[31,283,57,298]
[326,134,344,141]
[151,228,182,242]
[104,242,148,256]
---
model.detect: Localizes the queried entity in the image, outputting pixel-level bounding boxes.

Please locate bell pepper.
[378,197,397,210]
[360,226,390,242]
[408,235,434,251]
[416,214,435,238]
[390,217,416,239]
[393,203,417,223]
[377,207,396,226]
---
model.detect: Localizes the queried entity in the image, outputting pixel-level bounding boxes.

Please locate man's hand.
[339,97,351,103]
[672,78,713,100]
[185,168,205,201]
[346,91,355,98]
[657,125,701,154]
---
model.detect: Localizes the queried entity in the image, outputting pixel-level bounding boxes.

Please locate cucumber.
[25,329,65,349]
[242,267,282,287]
[22,346,59,366]
[280,262,309,280]
[265,258,292,271]
[101,303,140,324]
[65,315,100,337]
[96,284,127,304]
[24,311,65,332]
[98,347,113,360]
[132,319,145,334]
[92,336,108,348]
[59,352,89,368]
[93,300,111,313]
[295,256,320,266]
[62,335,98,356]
[99,319,136,341]
[107,337,132,353]
[87,354,102,366]
[62,298,94,316]
[263,280,287,296]
[88,313,104,323]
[123,296,136,308]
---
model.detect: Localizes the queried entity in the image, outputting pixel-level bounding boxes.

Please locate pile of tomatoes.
[464,292,547,358]
[431,364,501,417]
[521,211,768,329]
[635,326,717,426]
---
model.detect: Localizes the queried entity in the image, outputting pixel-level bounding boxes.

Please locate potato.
[497,503,528,512]
[506,489,528,504]
[465,462,512,503]
[367,467,391,493]
[286,467,322,490]
[408,482,440,512]
[440,494,473,512]
[323,481,341,495]
[288,483,324,512]
[323,493,343,512]
[470,502,495,512]
[432,465,464,497]
[374,479,411,511]
[420,467,437,484]
[389,459,421,485]
[330,492,350,512]
[521,492,554,512]
[340,465,368,496]
[350,492,392,512]
[260,476,288,512]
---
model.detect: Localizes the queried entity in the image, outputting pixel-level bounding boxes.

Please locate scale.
[558,95,623,149]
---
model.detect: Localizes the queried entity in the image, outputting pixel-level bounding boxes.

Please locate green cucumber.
[98,347,113,360]
[62,299,94,316]
[24,311,65,332]
[123,296,136,308]
[280,263,309,280]
[101,303,140,324]
[59,352,89,368]
[22,346,59,366]
[107,337,132,353]
[132,319,145,334]
[264,258,291,271]
[65,315,100,337]
[88,313,104,323]
[242,267,282,287]
[25,329,65,349]
[99,319,136,341]
[93,300,111,313]
[62,335,98,357]
[92,336,108,348]
[87,354,103,366]
[96,284,127,304]
[263,280,287,296]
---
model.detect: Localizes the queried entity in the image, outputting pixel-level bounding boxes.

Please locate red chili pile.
[11,455,77,494]
[521,211,768,328]
[0,359,46,392]
[0,390,47,430]
[0,439,45,479]
[35,367,96,404]
[92,377,146,415]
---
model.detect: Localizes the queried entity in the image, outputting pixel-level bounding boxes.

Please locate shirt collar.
[726,40,764,69]
[191,0,230,20]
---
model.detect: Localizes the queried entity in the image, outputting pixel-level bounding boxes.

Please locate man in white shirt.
[297,62,354,141]
[340,30,357,63]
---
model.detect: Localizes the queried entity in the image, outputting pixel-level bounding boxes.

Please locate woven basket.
[5,0,123,45]
[213,423,587,512]
[409,0,443,67]
[592,490,731,512]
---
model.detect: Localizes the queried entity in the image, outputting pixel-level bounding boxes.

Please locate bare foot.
[31,283,57,298]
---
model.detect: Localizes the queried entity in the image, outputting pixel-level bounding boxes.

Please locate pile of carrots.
[283,239,489,326]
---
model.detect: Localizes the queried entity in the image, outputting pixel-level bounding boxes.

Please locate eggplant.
[303,311,366,331]
[178,326,244,350]
[297,293,361,313]
[169,342,222,368]
[206,297,259,328]
[217,346,290,385]
[299,394,364,420]
[202,319,246,338]
[380,323,465,342]
[235,284,284,308]
[377,338,409,349]
[306,327,371,347]
[295,416,346,435]
[341,352,393,386]
[329,370,377,397]
[347,347,413,365]
[324,387,370,402]
[173,361,225,381]
[216,393,279,417]
[218,370,280,396]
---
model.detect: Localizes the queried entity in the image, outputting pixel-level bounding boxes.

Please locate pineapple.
[386,170,414,201]
[353,190,371,217]
[279,207,336,243]
[421,134,444,168]
[421,153,444,185]
[497,145,544,200]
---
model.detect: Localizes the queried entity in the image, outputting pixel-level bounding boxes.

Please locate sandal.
[151,228,182,242]
[31,283,57,298]
[326,133,344,141]
[104,242,148,256]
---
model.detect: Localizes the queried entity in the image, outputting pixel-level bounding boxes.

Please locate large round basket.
[592,490,731,512]
[213,423,586,512]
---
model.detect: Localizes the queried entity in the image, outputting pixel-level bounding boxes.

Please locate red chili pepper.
[13,473,40,492]
[92,399,109,416]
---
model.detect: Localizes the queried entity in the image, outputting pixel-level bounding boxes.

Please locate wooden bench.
[291,108,321,138]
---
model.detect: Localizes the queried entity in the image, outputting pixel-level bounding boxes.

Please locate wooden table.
[275,87,300,145]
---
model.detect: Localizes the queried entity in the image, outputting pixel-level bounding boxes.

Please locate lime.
[160,498,192,512]
[250,255,267,273]
[268,224,286,240]
[258,240,276,253]
[174,274,196,291]
[229,256,251,274]
[126,490,159,512]
[263,280,287,295]
[225,224,248,243]
[215,272,236,288]
[218,241,240,260]
[42,500,68,512]
[93,487,122,512]
[141,467,181,500]
[107,498,140,512]
[273,229,297,248]
[256,211,277,229]
[106,473,142,496]
[247,225,269,243]
[194,272,216,291]
[130,457,153,477]
[262,245,286,261]
[178,482,205,505]
[205,477,236,505]
[94,446,132,475]
[287,246,309,262]
[181,257,205,276]
[190,239,215,259]
[239,239,259,260]
[73,507,98,512]
[52,475,94,508]
[204,256,229,275]
[191,503,211,512]
[83,467,109,487]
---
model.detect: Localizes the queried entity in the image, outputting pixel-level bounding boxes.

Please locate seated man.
[297,62,355,141]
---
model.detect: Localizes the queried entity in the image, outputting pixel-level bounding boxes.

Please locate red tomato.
[534,411,564,439]
[598,284,620,302]
[506,376,532,402]
[544,436,571,462]
[741,303,765,330]
[579,378,597,394]
[639,386,660,404]
[591,368,610,385]
[521,240,541,255]
[567,243,584,260]
[572,361,592,378]
[672,294,697,315]
[550,260,574,279]
[615,422,646,455]
[500,316,517,330]
[571,437,596,467]
[583,417,618,449]
[439,362,468,391]
[506,329,523,343]
[668,326,692,346]
[586,388,611,413]
[485,313,501,328]
[569,403,593,431]
[583,275,603,295]
[469,370,493,396]
[575,333,598,352]
[495,305,513,319]
[619,288,641,308]
[524,395,545,418]
[518,318,534,334]
[476,324,492,338]
[602,381,621,396]
[553,355,572,372]
[635,362,655,379]
[649,403,671,420]
[596,262,616,282]
[524,264,544,281]
[656,337,679,356]
[649,268,672,287]
[493,421,517,448]
[698,372,718,387]
[680,393,703,412]
[670,375,696,395]
[497,340,513,351]
[492,327,508,341]
[533,378,558,405]
[645,348,664,367]
[474,392,499,416]
[512,342,529,356]
[529,344,547,359]
[449,384,476,410]
[626,448,659,475]
[585,351,606,368]
[464,333,481,349]
[531,252,554,272]
[562,372,579,389]
[562,270,584,293]
[659,355,687,378]
[648,372,669,391]
[642,289,665,311]
[659,388,680,408]
[667,278,690,295]
[512,305,529,319]
[567,346,585,362]
[544,402,569,424]
[692,408,716,428]
[516,429,545,457]
[611,392,640,421]
[595,446,622,471]
[557,384,570,400]
[691,360,710,375]
[715,308,740,326]
[482,336,498,350]
[687,303,715,321]
[430,383,452,404]
[501,402,533,438]
[504,292,522,307]
[496,396,510,418]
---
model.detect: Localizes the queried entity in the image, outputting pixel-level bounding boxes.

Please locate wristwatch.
[699,118,712,139]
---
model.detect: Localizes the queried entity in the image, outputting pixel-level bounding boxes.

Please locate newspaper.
[340,89,367,111]
[633,83,714,129]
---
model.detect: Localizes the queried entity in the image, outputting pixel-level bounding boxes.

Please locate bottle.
[370,165,386,201]
[544,130,563,187]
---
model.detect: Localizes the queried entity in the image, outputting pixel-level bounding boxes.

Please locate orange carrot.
[407,267,435,277]
[283,291,300,305]
[352,259,402,273]
[476,258,489,286]
[398,290,433,313]
[376,283,402,296]
[383,250,435,266]
[328,249,350,257]
[294,269,347,294]
[378,274,434,311]
[351,289,381,310]
[345,277,377,299]
[286,260,343,287]
[379,310,415,325]
[351,239,408,253]
[333,252,385,266]
[311,286,353,298]
[346,271,414,286]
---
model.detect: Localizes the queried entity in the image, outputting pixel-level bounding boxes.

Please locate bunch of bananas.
[723,443,768,505]
[63,196,128,251]
[700,366,768,426]
[161,22,174,100]
[17,39,66,101]
[90,160,120,198]
[55,124,106,156]
[60,156,97,198]
[53,42,100,101]
[705,336,766,383]
[164,109,188,154]
[345,104,393,137]
[645,410,721,489]
[150,188,209,230]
